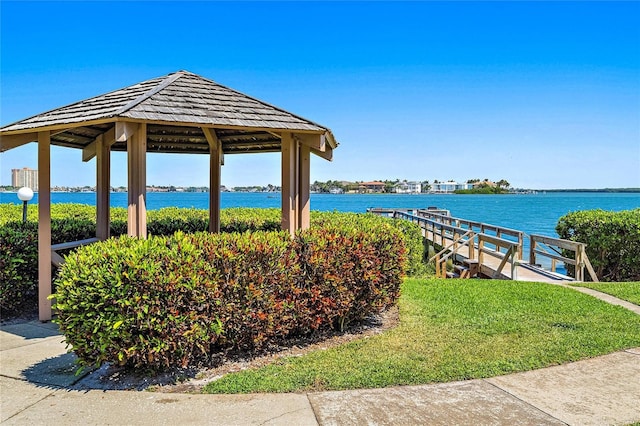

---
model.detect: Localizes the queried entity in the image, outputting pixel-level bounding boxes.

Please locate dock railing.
[478,233,520,280]
[373,208,599,282]
[394,210,522,279]
[529,234,599,282]
[417,209,524,260]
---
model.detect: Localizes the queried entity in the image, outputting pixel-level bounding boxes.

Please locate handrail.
[417,209,524,259]
[378,208,597,282]
[395,211,468,235]
[529,234,598,282]
[478,233,520,280]
[429,230,474,263]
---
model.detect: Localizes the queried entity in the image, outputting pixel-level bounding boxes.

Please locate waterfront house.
[393,181,421,194]
[431,181,475,193]
[359,181,386,193]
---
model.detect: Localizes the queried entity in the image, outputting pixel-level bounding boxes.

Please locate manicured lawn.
[203,278,640,394]
[575,282,640,306]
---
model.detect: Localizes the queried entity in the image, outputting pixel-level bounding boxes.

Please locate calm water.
[1,191,637,239]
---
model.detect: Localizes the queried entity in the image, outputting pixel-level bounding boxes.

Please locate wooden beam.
[296,133,326,152]
[83,127,117,162]
[0,133,37,152]
[82,141,97,162]
[37,131,52,321]
[96,133,111,240]
[281,132,297,235]
[0,118,117,136]
[127,124,147,238]
[202,127,222,233]
[218,132,277,142]
[117,121,138,143]
[311,145,333,161]
[298,144,311,230]
[110,117,325,136]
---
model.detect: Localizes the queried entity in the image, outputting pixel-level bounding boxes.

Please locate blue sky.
[1,1,639,189]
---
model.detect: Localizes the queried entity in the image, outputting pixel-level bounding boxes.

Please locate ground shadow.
[21,352,86,390]
[0,319,61,340]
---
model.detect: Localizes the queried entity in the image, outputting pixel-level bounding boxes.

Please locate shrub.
[53,221,407,371]
[556,208,640,282]
[0,221,39,315]
[1,217,95,316]
[147,207,209,235]
[220,208,281,232]
[311,211,425,276]
[1,204,423,320]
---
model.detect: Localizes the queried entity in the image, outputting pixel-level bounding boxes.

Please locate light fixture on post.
[17,187,34,223]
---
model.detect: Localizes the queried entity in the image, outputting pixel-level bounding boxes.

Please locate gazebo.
[0,70,338,320]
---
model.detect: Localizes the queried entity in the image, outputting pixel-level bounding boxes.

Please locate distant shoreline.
[540,188,640,193]
[0,188,639,194]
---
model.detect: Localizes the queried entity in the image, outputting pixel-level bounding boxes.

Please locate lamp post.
[17,187,34,223]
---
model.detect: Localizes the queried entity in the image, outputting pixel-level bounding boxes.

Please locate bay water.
[2,191,637,239]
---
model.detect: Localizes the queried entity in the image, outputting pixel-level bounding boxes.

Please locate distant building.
[431,181,474,193]
[359,181,386,193]
[11,167,38,191]
[394,181,421,194]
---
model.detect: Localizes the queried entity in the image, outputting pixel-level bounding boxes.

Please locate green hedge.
[53,220,407,371]
[0,218,96,315]
[556,208,640,282]
[1,204,426,316]
[0,222,39,315]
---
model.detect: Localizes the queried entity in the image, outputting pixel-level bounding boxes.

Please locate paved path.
[1,286,639,425]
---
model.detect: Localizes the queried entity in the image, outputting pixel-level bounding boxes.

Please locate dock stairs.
[447,259,479,279]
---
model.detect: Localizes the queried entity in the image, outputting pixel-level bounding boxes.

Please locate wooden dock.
[369,208,598,283]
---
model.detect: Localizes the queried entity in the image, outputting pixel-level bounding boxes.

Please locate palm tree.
[496,179,510,189]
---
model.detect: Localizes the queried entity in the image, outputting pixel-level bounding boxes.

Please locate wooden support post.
[575,245,584,282]
[96,134,111,240]
[127,124,147,238]
[297,143,311,230]
[281,132,297,236]
[203,128,222,233]
[38,131,52,321]
[529,237,536,266]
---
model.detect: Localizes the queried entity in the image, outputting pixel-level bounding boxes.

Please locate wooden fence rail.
[530,234,599,282]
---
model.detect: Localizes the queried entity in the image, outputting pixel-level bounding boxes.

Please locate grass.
[574,282,640,306]
[203,278,640,394]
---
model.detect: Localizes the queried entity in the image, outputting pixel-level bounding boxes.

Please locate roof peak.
[114,71,186,116]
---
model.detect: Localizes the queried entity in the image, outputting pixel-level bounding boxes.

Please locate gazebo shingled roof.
[0,70,337,155]
[0,70,337,321]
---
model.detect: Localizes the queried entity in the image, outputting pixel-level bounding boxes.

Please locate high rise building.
[11,167,38,191]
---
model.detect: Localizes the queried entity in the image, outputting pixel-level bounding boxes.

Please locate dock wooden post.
[529,237,536,266]
[517,232,524,261]
[575,244,585,282]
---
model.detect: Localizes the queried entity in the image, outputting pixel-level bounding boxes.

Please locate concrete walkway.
[1,320,639,425]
